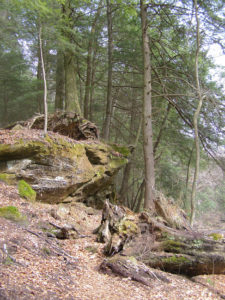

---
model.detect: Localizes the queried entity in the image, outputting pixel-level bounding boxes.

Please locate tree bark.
[38,25,48,135]
[62,0,81,115]
[140,0,155,210]
[102,0,113,140]
[190,0,203,226]
[37,38,43,113]
[83,0,102,119]
[55,50,64,111]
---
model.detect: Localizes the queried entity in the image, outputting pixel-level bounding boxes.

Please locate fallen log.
[100,255,170,286]
[95,194,225,277]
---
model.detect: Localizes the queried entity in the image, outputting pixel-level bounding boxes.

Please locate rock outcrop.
[0,128,129,207]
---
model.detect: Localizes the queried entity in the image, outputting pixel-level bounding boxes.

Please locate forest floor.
[0,181,225,300]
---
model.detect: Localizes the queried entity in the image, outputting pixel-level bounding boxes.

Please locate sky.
[208,44,225,90]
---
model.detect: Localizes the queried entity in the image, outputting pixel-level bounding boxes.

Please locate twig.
[23,228,78,262]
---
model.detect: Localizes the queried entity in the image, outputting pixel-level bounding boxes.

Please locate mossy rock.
[0,206,26,223]
[18,180,36,202]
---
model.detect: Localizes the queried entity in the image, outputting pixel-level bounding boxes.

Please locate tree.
[140,0,155,210]
[62,0,81,115]
[102,0,113,140]
[38,24,48,134]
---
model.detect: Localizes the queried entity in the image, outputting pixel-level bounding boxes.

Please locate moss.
[209,233,223,241]
[109,157,128,169]
[42,247,52,256]
[18,180,36,202]
[162,240,185,253]
[0,173,16,185]
[3,256,14,265]
[0,206,26,223]
[0,141,46,161]
[110,144,130,157]
[94,166,106,177]
[162,255,190,265]
[193,239,204,248]
[118,219,138,235]
[128,256,138,265]
[85,246,98,254]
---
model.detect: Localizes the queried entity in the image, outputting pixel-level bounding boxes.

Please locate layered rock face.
[0,129,129,207]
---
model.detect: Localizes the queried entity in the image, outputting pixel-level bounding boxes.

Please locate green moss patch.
[85,246,98,254]
[118,219,138,235]
[162,240,185,253]
[110,144,130,157]
[0,206,26,223]
[18,180,36,202]
[162,255,190,265]
[0,173,16,185]
[208,233,223,241]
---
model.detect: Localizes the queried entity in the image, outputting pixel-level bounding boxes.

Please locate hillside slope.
[0,182,225,300]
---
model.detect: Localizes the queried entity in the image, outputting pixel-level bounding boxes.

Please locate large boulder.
[0,129,129,207]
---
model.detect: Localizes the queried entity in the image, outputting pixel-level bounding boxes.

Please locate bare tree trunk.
[190,0,203,226]
[133,179,145,212]
[119,97,142,206]
[55,50,64,111]
[3,86,8,126]
[83,0,102,119]
[37,39,43,113]
[153,103,171,155]
[39,25,48,135]
[184,144,194,209]
[102,0,113,140]
[89,26,99,121]
[140,0,155,211]
[62,0,81,115]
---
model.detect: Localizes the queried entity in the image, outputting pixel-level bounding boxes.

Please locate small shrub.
[18,180,36,202]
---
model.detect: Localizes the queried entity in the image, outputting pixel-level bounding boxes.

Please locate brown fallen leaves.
[0,181,224,300]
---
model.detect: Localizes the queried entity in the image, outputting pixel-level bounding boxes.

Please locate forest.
[0,0,225,226]
[1,1,225,298]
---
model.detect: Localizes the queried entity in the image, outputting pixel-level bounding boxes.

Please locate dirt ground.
[0,181,225,300]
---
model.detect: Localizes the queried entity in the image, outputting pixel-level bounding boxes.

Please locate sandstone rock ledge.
[0,129,129,207]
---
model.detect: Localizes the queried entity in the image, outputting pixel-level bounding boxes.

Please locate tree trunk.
[140,0,155,210]
[119,97,142,207]
[37,39,43,113]
[38,25,48,135]
[83,0,102,119]
[102,0,113,140]
[64,53,81,114]
[62,0,81,115]
[190,0,203,226]
[55,50,64,111]
[3,86,8,126]
[153,103,171,155]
